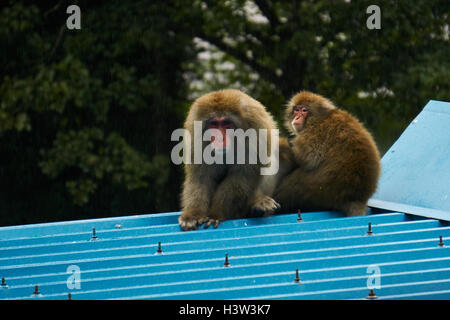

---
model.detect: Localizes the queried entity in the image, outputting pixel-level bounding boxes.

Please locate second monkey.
[271,91,381,216]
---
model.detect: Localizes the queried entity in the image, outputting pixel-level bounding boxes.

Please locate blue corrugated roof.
[0,210,449,300]
[369,100,450,221]
[0,100,449,300]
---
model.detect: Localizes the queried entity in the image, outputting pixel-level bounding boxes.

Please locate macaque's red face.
[206,117,235,151]
[292,105,309,132]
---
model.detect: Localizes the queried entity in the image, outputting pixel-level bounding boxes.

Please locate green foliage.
[0,0,448,225]
[183,0,449,150]
[0,1,193,225]
[39,129,156,205]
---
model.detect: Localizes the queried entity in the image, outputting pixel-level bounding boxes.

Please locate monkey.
[178,89,280,231]
[271,91,381,217]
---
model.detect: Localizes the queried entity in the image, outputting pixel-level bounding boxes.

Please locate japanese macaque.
[272,91,381,216]
[178,89,280,230]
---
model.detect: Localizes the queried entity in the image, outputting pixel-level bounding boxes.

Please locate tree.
[0,1,194,225]
[180,0,449,151]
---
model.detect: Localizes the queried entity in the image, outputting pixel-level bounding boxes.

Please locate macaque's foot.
[178,212,221,230]
[204,218,220,229]
[251,195,281,217]
[178,212,208,231]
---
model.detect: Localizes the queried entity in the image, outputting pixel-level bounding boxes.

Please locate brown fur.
[179,89,279,230]
[273,91,381,216]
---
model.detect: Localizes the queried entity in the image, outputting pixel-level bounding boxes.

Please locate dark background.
[0,0,448,226]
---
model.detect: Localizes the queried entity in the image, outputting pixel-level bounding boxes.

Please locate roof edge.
[368,198,450,221]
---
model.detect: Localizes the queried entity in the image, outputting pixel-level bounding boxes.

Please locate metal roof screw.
[297,210,303,222]
[294,269,301,283]
[366,289,378,299]
[223,253,230,267]
[33,285,40,296]
[438,235,444,247]
[1,277,6,287]
[91,228,97,240]
[366,222,373,236]
[68,293,72,300]
[156,241,163,254]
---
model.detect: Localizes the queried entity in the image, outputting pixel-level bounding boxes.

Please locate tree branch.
[195,30,279,86]
[44,0,64,18]
[47,23,66,62]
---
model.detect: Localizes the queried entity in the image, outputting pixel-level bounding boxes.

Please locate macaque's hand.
[250,195,280,217]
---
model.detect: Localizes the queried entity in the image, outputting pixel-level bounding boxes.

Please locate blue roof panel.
[369,100,450,221]
[1,210,449,300]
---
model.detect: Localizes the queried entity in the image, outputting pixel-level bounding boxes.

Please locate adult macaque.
[272,91,381,216]
[178,89,280,230]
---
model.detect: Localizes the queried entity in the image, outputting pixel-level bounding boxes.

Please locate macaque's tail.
[341,201,367,217]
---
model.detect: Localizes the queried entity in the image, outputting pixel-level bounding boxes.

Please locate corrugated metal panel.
[369,100,450,221]
[1,210,449,300]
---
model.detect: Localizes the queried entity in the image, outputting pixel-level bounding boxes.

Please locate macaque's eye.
[221,119,233,128]
[208,119,219,127]
[293,105,308,114]
[207,117,235,129]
